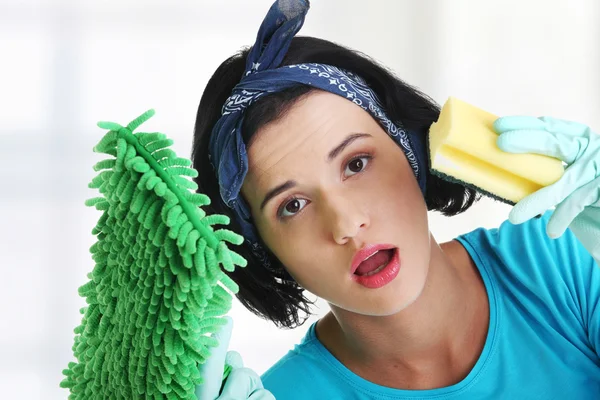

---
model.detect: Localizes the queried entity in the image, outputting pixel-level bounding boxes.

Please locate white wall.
[1,0,598,398]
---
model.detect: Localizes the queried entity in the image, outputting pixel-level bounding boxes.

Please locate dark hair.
[191,36,480,329]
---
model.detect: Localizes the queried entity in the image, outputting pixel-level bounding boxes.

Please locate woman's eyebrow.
[327,133,372,162]
[260,180,297,211]
[259,133,371,212]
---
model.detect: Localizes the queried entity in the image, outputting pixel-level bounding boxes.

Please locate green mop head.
[60,110,247,399]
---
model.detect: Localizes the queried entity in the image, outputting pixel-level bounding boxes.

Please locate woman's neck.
[316,236,489,389]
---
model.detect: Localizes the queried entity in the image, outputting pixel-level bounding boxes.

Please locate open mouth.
[353,248,395,276]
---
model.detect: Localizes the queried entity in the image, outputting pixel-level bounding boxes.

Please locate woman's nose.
[324,193,369,245]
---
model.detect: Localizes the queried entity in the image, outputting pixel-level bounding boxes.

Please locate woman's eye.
[344,156,371,177]
[276,155,371,220]
[279,198,308,218]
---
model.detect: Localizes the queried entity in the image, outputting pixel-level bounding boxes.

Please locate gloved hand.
[196,317,275,400]
[493,115,600,263]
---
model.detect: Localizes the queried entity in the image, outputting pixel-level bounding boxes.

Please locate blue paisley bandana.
[208,0,427,267]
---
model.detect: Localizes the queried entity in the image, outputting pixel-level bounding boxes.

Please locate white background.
[0,0,598,398]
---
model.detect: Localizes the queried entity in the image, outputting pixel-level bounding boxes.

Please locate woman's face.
[241,90,431,316]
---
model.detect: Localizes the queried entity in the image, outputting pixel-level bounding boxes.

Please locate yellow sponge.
[428,97,564,204]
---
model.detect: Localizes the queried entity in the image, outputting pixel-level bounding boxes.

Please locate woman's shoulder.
[260,322,348,399]
[457,210,598,328]
[457,210,595,276]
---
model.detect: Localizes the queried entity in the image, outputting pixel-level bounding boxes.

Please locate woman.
[193,1,600,399]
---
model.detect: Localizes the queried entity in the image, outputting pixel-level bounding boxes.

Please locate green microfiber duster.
[60,110,247,399]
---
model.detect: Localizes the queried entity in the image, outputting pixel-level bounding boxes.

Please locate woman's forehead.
[247,91,378,163]
[242,92,386,202]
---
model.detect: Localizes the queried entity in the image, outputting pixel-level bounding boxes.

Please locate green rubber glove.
[493,116,600,263]
[196,317,275,400]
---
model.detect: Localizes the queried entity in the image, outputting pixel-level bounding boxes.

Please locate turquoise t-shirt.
[261,212,600,399]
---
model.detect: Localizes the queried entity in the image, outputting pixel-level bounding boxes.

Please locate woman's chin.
[330,287,426,317]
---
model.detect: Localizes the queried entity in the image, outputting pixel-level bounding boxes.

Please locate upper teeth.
[364,251,379,261]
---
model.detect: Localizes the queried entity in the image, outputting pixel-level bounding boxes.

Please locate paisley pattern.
[222,90,265,115]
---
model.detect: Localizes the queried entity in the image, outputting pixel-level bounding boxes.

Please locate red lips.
[350,244,396,274]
